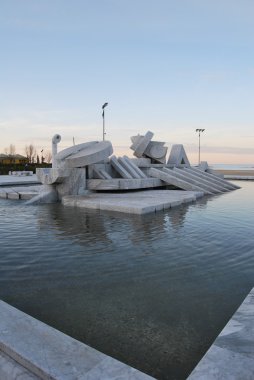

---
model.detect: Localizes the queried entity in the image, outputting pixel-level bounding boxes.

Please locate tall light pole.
[102,102,108,141]
[196,129,205,165]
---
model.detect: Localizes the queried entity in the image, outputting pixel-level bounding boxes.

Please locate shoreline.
[214,169,254,176]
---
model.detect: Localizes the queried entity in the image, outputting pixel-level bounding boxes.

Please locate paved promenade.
[0,174,40,186]
[0,175,42,200]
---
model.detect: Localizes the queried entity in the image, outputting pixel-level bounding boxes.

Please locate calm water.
[0,181,254,380]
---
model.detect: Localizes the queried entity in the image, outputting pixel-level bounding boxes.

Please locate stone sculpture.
[31,138,113,204]
[167,144,190,167]
[130,131,168,163]
[29,130,239,206]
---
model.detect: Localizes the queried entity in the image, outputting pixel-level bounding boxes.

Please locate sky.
[0,0,254,165]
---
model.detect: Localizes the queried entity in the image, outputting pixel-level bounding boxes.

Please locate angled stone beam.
[130,131,154,158]
[110,156,133,179]
[123,156,147,178]
[118,157,142,179]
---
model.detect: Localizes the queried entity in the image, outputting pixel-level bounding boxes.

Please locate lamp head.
[102,102,108,109]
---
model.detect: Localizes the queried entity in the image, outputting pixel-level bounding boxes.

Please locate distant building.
[0,154,29,164]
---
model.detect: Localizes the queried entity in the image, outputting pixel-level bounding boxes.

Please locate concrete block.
[119,179,142,189]
[87,179,121,191]
[0,175,40,186]
[56,168,87,199]
[130,134,143,148]
[36,168,70,185]
[7,192,20,200]
[130,157,152,167]
[19,192,38,200]
[169,200,182,208]
[62,189,204,215]
[144,141,168,163]
[87,178,164,191]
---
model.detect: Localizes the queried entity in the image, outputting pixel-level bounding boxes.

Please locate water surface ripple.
[0,181,254,379]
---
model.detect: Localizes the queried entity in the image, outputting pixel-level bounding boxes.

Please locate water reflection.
[0,183,253,380]
[38,195,211,246]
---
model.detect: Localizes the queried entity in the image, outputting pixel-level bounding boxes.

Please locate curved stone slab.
[144,141,168,163]
[66,141,113,168]
[55,141,98,161]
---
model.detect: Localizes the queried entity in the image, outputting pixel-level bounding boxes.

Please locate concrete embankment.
[0,301,153,380]
[1,287,253,379]
[188,287,254,379]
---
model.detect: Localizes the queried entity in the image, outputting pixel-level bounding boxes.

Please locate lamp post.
[41,149,44,164]
[196,129,205,165]
[102,102,108,141]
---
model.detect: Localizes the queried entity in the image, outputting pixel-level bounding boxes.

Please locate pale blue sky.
[1,0,254,163]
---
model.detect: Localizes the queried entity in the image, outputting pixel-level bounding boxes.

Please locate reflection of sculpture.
[38,205,111,245]
[28,131,239,210]
[37,199,200,246]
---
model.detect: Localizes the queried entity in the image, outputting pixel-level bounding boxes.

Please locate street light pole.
[102,102,108,141]
[196,129,205,165]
